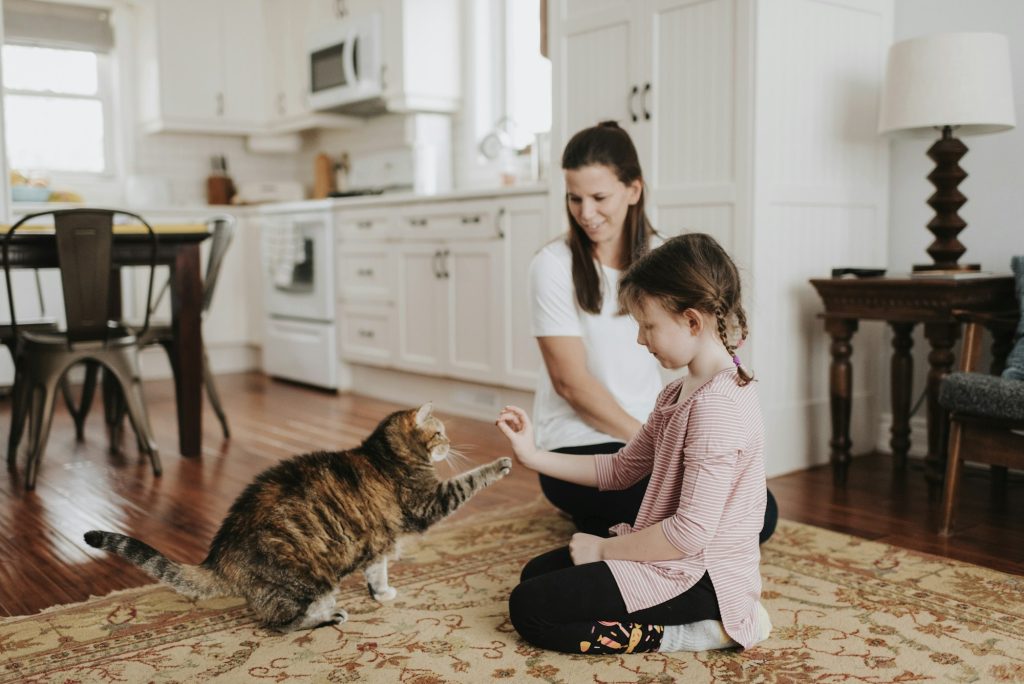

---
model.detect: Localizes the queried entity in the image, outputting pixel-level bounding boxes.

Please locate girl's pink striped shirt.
[594,368,767,649]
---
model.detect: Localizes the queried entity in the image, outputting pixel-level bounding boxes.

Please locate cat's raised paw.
[497,457,512,475]
[372,586,397,602]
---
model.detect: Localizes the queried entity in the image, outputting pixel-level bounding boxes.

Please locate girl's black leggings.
[539,442,779,542]
[508,545,721,654]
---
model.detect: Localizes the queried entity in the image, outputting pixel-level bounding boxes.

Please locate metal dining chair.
[3,208,161,489]
[85,215,235,440]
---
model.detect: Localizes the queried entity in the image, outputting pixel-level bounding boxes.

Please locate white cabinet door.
[221,0,267,126]
[139,0,268,133]
[554,3,644,153]
[151,0,221,122]
[501,196,548,389]
[265,0,313,122]
[395,243,446,373]
[443,240,504,382]
[643,0,741,247]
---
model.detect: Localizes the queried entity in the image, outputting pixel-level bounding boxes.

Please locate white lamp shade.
[878,32,1016,136]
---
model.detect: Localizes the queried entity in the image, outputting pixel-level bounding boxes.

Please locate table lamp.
[878,32,1016,271]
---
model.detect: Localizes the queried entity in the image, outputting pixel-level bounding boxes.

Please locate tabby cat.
[84,403,511,631]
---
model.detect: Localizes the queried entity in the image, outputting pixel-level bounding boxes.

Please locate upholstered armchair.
[938,256,1024,536]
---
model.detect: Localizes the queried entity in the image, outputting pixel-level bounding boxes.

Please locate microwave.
[308,14,384,115]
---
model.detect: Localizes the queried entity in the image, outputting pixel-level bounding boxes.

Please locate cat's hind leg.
[365,556,397,602]
[259,591,348,632]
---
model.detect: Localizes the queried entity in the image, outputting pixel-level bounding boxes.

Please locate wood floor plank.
[1,371,1021,617]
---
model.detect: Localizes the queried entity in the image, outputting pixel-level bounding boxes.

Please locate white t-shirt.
[529,238,664,450]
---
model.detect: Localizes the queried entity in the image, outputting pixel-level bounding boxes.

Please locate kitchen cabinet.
[395,239,504,383]
[261,0,361,133]
[136,0,268,134]
[335,190,548,390]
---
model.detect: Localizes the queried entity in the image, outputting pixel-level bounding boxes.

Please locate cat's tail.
[84,530,227,599]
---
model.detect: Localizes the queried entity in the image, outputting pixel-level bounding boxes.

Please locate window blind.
[3,0,113,53]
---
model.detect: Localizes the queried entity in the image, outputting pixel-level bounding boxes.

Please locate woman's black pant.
[508,545,721,654]
[539,442,779,542]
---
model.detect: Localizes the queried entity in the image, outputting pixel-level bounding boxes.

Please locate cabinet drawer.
[338,303,395,365]
[336,249,394,301]
[396,203,500,240]
[263,317,339,389]
[336,212,394,241]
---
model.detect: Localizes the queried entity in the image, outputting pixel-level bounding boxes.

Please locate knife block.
[207,175,236,205]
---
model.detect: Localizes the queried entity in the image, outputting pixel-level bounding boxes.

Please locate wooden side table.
[810,275,1015,493]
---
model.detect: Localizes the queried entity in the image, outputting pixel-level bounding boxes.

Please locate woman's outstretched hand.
[495,405,539,469]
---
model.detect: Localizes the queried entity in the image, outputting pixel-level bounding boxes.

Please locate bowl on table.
[11,186,51,202]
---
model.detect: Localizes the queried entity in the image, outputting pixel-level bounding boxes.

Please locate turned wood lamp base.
[915,125,981,272]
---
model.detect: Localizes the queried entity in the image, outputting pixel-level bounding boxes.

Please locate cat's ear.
[415,403,433,426]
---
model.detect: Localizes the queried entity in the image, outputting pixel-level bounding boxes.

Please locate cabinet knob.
[216,92,224,116]
[358,329,374,339]
[460,215,481,224]
[409,218,428,227]
[356,220,373,230]
[356,268,374,277]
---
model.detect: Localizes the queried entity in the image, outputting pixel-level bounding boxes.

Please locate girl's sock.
[658,603,772,652]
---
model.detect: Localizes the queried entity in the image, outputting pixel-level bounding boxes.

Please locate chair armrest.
[952,309,1019,334]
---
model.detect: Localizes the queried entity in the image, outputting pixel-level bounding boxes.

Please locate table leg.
[169,244,203,457]
[825,318,858,486]
[923,321,959,499]
[889,322,915,470]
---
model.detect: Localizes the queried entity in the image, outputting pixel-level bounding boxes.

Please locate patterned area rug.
[2,502,1024,683]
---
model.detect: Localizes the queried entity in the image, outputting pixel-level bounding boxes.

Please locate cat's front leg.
[416,458,512,526]
[364,556,397,602]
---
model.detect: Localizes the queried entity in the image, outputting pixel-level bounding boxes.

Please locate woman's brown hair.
[618,233,754,385]
[562,121,655,314]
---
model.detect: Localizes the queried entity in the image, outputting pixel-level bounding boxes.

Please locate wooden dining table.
[2,222,211,456]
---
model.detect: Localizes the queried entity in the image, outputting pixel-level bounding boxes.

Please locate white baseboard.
[349,365,535,422]
[876,413,929,458]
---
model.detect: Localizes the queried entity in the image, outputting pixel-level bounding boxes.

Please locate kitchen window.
[2,0,116,176]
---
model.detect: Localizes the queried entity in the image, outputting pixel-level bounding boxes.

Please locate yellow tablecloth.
[0,223,209,234]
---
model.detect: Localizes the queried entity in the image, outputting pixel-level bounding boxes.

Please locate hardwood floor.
[1,371,1021,617]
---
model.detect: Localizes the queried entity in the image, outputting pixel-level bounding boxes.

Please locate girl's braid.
[714,304,754,387]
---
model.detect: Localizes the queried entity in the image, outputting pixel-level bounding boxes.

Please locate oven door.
[262,213,334,322]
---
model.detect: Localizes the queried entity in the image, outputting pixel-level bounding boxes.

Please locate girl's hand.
[495,405,538,468]
[569,532,605,565]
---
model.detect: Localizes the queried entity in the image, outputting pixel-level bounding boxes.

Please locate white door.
[395,243,446,373]
[155,0,221,121]
[221,0,267,126]
[502,197,547,389]
[643,0,743,248]
[443,240,504,383]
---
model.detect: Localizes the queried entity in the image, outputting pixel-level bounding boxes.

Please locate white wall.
[877,0,1024,455]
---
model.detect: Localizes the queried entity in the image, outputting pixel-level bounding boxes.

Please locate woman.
[529,121,777,541]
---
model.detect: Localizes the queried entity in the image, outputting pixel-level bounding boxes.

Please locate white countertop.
[9,182,550,219]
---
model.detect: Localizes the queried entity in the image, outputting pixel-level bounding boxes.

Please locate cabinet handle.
[496,207,506,239]
[356,268,374,277]
[409,218,428,227]
[335,0,348,18]
[460,215,481,224]
[432,250,443,278]
[441,249,450,279]
[628,84,639,123]
[641,83,651,121]
[358,329,374,339]
[278,93,285,116]
[216,92,224,116]
[356,220,373,230]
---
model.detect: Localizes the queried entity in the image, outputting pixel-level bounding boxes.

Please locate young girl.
[496,233,772,654]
